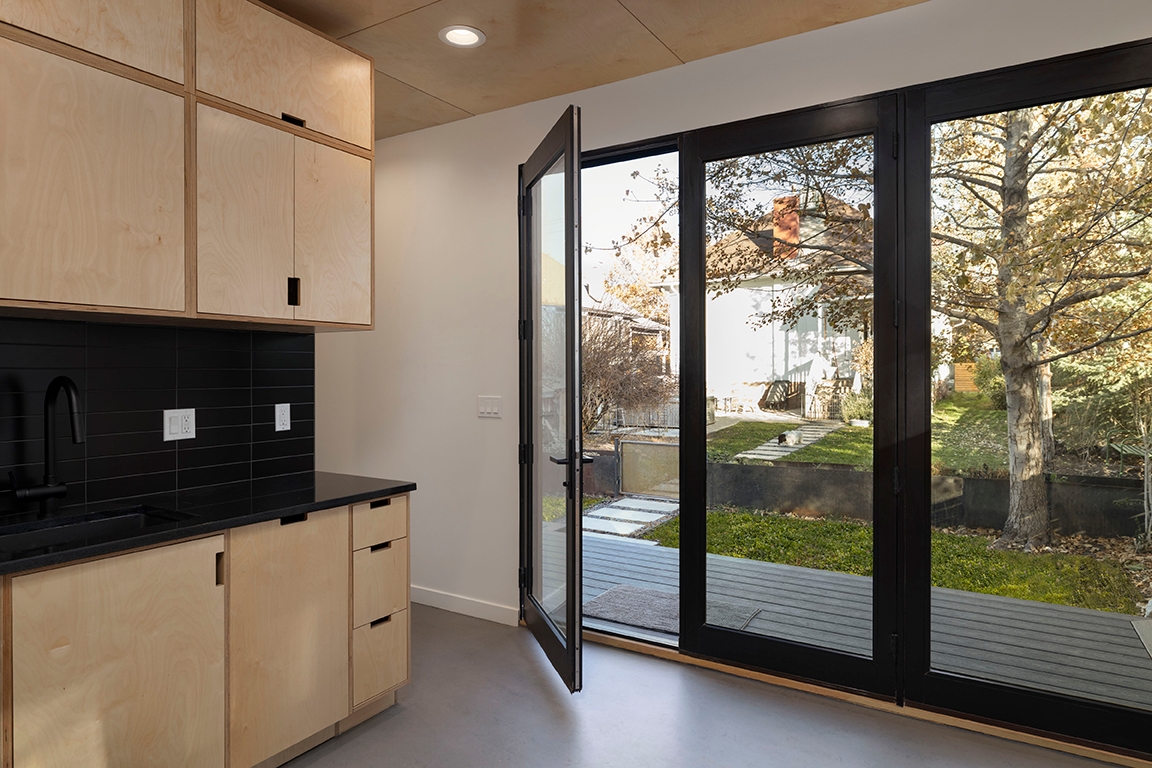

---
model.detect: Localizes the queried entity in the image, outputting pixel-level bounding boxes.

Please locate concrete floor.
[286,603,1110,768]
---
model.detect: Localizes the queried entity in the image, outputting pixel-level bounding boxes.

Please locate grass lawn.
[778,426,873,468]
[541,494,608,522]
[643,509,1141,614]
[931,393,1008,473]
[706,421,799,463]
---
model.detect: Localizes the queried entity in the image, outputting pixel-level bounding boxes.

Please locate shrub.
[973,355,1007,410]
[840,386,873,423]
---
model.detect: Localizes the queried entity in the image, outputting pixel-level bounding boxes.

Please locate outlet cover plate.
[163,408,195,441]
[275,403,291,432]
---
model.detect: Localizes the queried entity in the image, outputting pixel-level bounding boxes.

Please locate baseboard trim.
[411,585,518,626]
[585,630,1152,768]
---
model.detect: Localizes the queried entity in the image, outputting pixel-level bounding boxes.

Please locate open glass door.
[519,106,583,692]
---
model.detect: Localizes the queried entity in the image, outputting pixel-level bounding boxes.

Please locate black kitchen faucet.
[9,375,85,508]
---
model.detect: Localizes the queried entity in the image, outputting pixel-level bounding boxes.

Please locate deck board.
[579,533,1152,712]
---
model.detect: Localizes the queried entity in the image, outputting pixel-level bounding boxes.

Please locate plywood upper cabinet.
[295,137,372,325]
[197,103,295,319]
[229,507,350,768]
[197,0,373,149]
[0,38,185,311]
[0,0,184,82]
[11,536,225,768]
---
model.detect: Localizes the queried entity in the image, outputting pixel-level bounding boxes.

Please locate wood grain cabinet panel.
[229,507,350,768]
[198,0,373,149]
[11,536,225,768]
[0,38,185,311]
[352,495,408,550]
[197,103,294,319]
[353,537,408,628]
[294,137,372,325]
[353,609,409,707]
[0,0,184,82]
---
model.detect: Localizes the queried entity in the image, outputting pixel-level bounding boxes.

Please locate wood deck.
[580,533,1152,712]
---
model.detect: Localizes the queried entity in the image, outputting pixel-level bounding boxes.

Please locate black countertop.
[0,472,416,575]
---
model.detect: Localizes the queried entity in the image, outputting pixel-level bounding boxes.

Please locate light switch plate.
[275,403,291,432]
[477,396,502,418]
[163,408,195,441]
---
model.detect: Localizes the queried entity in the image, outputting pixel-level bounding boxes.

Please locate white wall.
[317,0,1152,626]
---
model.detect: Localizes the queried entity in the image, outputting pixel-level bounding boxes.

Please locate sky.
[581,151,678,297]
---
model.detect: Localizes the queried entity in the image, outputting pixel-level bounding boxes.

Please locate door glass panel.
[533,155,570,634]
[702,136,875,657]
[929,86,1152,710]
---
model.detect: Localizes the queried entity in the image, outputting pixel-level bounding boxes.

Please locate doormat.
[583,585,759,635]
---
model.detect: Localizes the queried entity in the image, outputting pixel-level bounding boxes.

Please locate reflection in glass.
[701,136,875,656]
[533,156,569,634]
[929,87,1152,711]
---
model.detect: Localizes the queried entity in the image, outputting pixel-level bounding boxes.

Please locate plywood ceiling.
[262,0,928,140]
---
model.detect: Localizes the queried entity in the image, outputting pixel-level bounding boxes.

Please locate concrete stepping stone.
[590,508,666,524]
[612,498,680,513]
[583,518,645,535]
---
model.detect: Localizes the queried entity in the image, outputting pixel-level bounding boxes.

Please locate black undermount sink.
[0,506,194,559]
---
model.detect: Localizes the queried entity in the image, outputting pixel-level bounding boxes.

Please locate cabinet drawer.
[352,495,407,550]
[352,609,408,706]
[353,538,407,628]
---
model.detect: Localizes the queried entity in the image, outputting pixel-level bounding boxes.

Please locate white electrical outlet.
[275,403,291,432]
[477,396,502,418]
[163,408,196,441]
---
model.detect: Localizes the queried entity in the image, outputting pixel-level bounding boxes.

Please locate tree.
[616,87,1152,549]
[581,312,675,438]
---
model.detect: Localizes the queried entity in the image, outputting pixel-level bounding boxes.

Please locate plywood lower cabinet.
[10,536,226,768]
[229,506,351,768]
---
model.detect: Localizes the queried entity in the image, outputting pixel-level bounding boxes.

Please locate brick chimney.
[773,195,800,259]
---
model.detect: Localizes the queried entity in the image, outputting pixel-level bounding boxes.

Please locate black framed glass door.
[519,105,584,693]
[679,96,901,696]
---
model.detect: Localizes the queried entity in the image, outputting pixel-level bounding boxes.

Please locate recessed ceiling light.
[438,25,486,48]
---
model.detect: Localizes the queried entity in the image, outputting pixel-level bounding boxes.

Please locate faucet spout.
[43,375,84,487]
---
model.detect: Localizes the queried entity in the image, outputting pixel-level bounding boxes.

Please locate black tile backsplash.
[0,317,315,517]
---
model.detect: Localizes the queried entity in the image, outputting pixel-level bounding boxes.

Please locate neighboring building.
[661,194,871,418]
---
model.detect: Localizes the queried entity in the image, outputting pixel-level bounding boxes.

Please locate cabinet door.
[197,104,294,319]
[294,137,372,325]
[11,536,225,768]
[229,507,350,768]
[0,0,184,82]
[197,0,372,149]
[0,38,185,311]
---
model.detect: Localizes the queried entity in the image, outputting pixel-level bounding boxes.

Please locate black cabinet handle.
[369,498,392,509]
[370,615,392,628]
[280,512,308,525]
[370,541,392,552]
[281,112,306,128]
[287,277,301,306]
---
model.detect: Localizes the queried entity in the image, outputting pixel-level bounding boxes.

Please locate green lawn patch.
[779,426,873,467]
[542,494,607,522]
[706,421,799,463]
[643,509,1141,614]
[932,393,1008,473]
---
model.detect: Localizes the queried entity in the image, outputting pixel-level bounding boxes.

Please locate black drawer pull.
[370,615,392,628]
[370,498,392,509]
[281,112,306,127]
[370,541,392,552]
[280,512,308,525]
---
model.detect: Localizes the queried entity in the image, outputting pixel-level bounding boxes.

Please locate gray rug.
[583,585,760,634]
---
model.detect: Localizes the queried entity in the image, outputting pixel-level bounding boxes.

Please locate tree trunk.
[1036,338,1055,470]
[997,362,1051,549]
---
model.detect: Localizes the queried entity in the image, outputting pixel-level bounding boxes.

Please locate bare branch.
[932,304,998,336]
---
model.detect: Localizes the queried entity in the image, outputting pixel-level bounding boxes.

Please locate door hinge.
[892,130,899,159]
[892,467,902,496]
[519,443,528,465]
[519,319,529,341]
[519,566,528,588]
[518,194,524,216]
[890,632,899,660]
[892,298,899,327]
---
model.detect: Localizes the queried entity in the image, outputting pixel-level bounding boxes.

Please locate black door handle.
[548,455,595,465]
